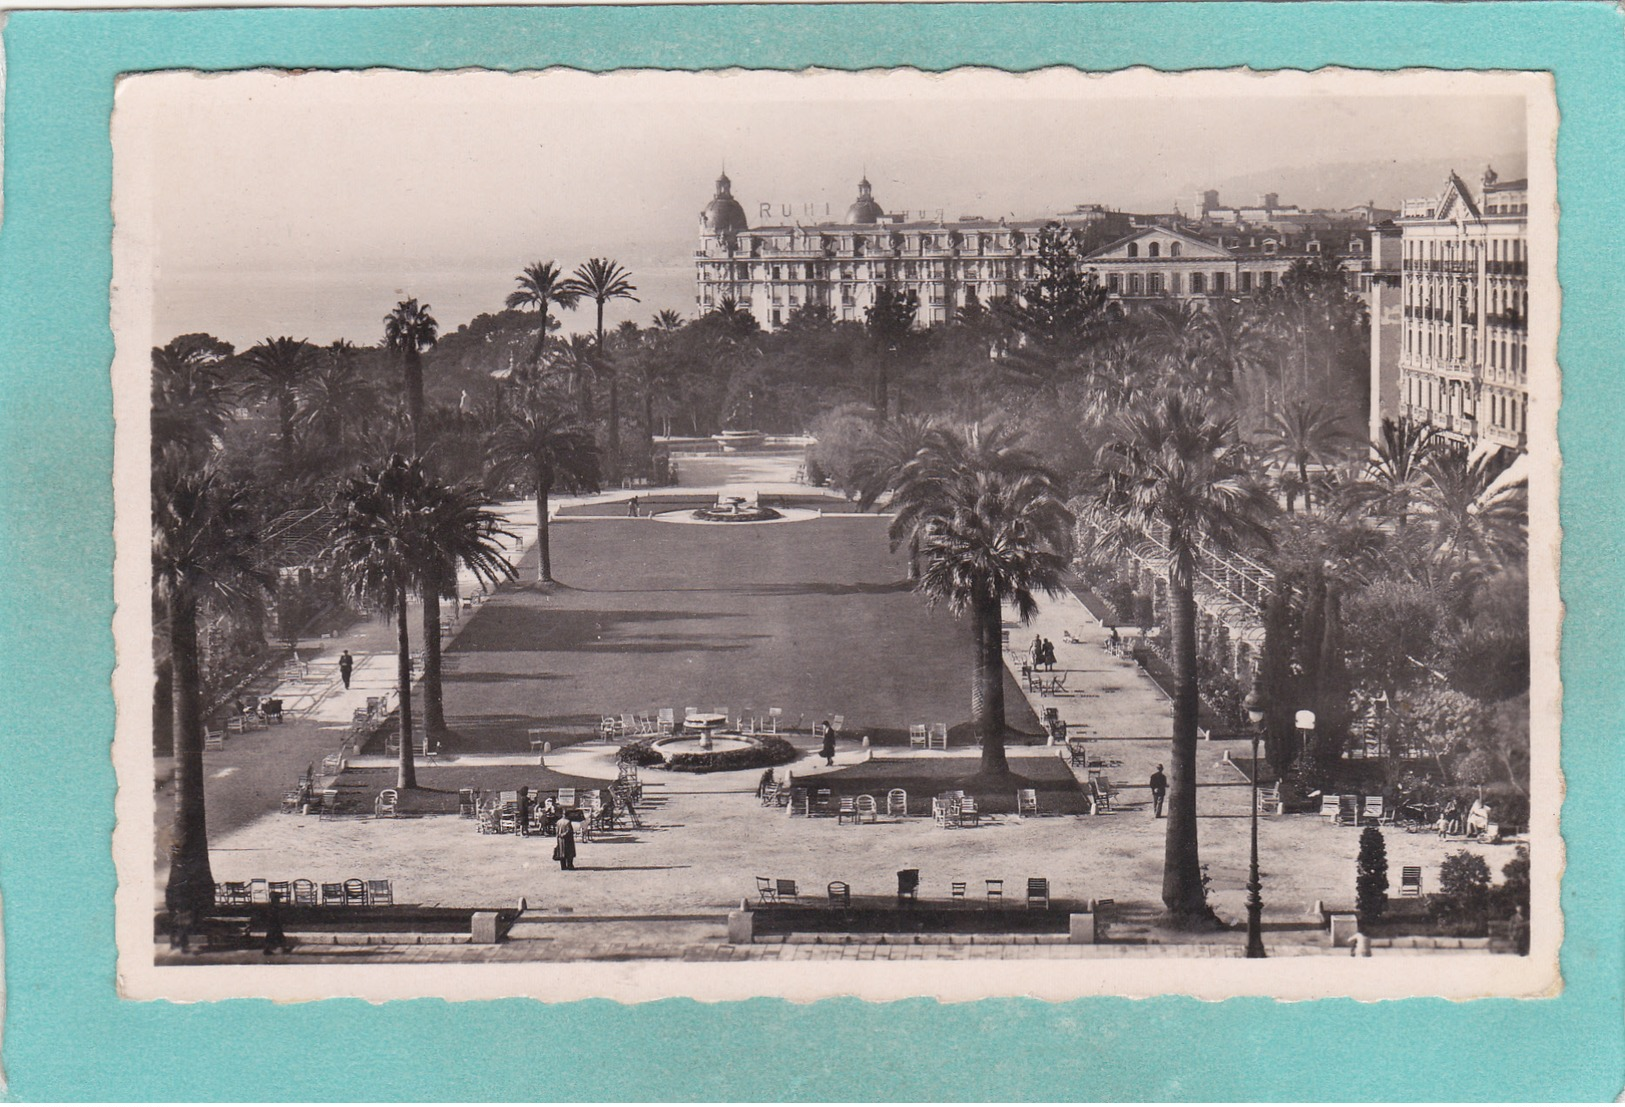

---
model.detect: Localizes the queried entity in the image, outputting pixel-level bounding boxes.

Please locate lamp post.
[1242,679,1268,959]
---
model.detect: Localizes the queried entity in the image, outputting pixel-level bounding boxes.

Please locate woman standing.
[554,815,577,871]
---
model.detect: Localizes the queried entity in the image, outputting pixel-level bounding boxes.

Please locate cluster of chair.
[765,785,909,822]
[203,697,287,751]
[932,792,981,827]
[351,693,395,734]
[1083,771,1119,814]
[908,723,950,750]
[1320,794,1391,826]
[755,875,1054,909]
[280,763,320,815]
[598,707,790,740]
[470,784,631,836]
[213,877,394,907]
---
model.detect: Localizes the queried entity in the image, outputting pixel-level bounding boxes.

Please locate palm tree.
[417,480,518,738]
[1195,296,1269,409]
[895,424,1073,774]
[486,389,601,583]
[1417,444,1527,576]
[1088,390,1274,926]
[506,261,581,368]
[1364,416,1439,526]
[152,336,235,466]
[652,309,684,332]
[1259,399,1360,513]
[383,299,438,451]
[297,339,381,460]
[329,455,437,788]
[241,337,317,467]
[152,469,269,917]
[549,333,606,418]
[567,258,640,479]
[851,414,936,579]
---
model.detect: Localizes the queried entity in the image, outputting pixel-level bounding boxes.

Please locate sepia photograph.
[111,66,1560,1003]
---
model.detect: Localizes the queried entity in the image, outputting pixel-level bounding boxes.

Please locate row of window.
[1403,235,1526,263]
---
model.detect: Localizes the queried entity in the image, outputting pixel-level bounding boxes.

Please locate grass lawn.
[435,514,1039,753]
[813,755,1089,816]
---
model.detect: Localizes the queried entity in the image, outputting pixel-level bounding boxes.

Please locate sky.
[117,68,1531,350]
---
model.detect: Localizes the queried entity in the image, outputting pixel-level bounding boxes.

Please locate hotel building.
[696,173,1376,331]
[1389,168,1529,455]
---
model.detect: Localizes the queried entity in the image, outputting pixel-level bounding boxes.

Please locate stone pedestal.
[1068,912,1097,944]
[727,910,755,944]
[1328,912,1360,948]
[471,911,501,944]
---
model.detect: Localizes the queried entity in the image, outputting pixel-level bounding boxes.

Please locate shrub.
[1428,849,1492,936]
[662,735,799,773]
[1355,826,1389,928]
[617,739,664,767]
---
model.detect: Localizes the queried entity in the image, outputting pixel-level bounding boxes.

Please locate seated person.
[1465,796,1492,838]
[536,797,561,836]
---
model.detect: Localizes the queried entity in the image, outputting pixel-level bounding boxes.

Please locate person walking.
[1030,634,1044,670]
[1149,764,1168,818]
[818,720,836,766]
[554,815,577,870]
[516,786,532,837]
[338,650,354,690]
[1040,638,1057,670]
[628,496,640,518]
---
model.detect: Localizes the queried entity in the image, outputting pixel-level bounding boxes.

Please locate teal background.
[0,2,1620,1099]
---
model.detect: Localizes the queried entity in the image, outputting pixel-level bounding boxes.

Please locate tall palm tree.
[152,336,235,466]
[895,424,1073,774]
[549,333,606,418]
[297,339,381,460]
[567,258,640,479]
[486,389,601,583]
[383,299,438,451]
[329,455,436,789]
[152,468,269,916]
[241,337,317,467]
[1195,296,1269,407]
[851,413,936,579]
[1088,390,1274,926]
[417,480,518,738]
[1417,444,1527,576]
[1259,399,1360,513]
[506,261,581,369]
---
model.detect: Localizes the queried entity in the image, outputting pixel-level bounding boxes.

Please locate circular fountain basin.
[651,733,754,756]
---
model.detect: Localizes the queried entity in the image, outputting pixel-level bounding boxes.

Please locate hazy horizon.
[120,69,1530,350]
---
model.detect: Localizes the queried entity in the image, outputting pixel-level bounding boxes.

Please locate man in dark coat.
[1149,764,1169,818]
[818,721,836,766]
[338,650,354,690]
[554,816,577,870]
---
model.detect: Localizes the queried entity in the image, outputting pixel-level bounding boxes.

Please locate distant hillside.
[1176,150,1529,213]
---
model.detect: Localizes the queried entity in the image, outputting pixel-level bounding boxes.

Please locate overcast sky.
[118,68,1530,349]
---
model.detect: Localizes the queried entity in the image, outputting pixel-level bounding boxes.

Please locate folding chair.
[1026,877,1051,909]
[928,723,948,751]
[775,879,799,902]
[620,713,639,738]
[1400,866,1423,897]
[886,788,909,817]
[827,881,851,908]
[909,723,928,749]
[986,879,1004,904]
[1016,788,1039,817]
[756,876,778,904]
[366,879,394,906]
[836,797,857,824]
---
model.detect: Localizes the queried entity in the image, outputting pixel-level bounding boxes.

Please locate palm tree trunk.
[278,390,297,468]
[164,590,215,917]
[1162,573,1211,925]
[535,478,554,583]
[395,579,417,790]
[643,383,656,460]
[421,565,446,737]
[599,303,620,482]
[972,589,1009,775]
[907,532,920,582]
[404,349,425,452]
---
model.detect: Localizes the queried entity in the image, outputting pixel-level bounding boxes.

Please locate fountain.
[690,494,783,523]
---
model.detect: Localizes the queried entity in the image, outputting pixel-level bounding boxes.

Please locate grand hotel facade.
[695,171,1376,330]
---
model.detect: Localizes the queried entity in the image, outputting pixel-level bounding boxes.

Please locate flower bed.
[618,734,799,773]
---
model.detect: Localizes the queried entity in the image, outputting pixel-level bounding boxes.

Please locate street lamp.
[1242,679,1268,959]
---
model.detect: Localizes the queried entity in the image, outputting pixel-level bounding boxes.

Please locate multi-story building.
[1390,168,1529,454]
[696,172,1374,331]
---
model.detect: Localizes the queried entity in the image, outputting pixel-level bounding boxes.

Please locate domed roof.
[845,175,885,224]
[702,171,748,240]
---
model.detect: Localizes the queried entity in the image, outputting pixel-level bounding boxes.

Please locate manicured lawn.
[437,514,1039,753]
